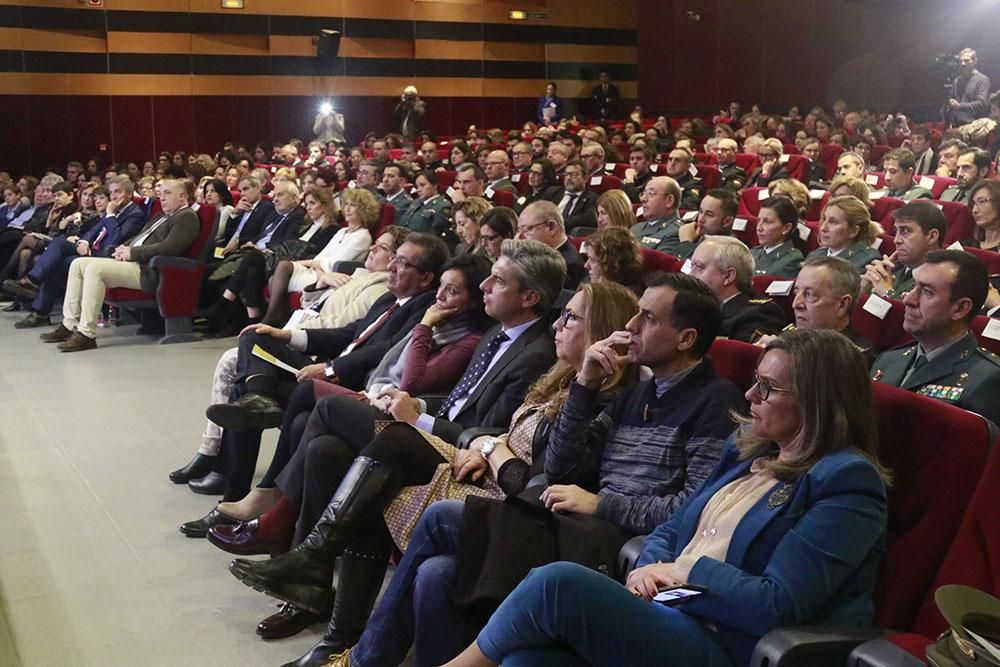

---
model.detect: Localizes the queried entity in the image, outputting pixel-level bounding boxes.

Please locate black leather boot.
[228,456,399,614]
[168,453,216,484]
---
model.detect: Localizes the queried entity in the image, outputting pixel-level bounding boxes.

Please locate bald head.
[485,150,510,182]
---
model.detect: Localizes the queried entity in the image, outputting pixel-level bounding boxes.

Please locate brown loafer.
[256,602,331,640]
[40,323,74,342]
[207,519,290,557]
[57,332,97,352]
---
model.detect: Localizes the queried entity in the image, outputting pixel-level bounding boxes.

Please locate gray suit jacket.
[128,207,201,293]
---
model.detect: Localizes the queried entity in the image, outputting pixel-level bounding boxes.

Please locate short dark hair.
[910,126,932,141]
[893,201,946,240]
[532,158,558,188]
[644,272,723,356]
[564,159,585,173]
[923,249,989,323]
[481,207,517,238]
[630,145,655,161]
[761,196,799,227]
[960,147,991,172]
[51,180,74,196]
[704,188,738,219]
[939,138,968,154]
[205,178,234,206]
[385,161,411,183]
[414,169,439,187]
[442,252,494,329]
[884,148,916,171]
[458,162,486,182]
[402,231,451,281]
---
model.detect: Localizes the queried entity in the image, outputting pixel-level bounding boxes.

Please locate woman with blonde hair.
[744,137,791,189]
[807,195,883,273]
[767,178,812,219]
[453,196,493,255]
[828,175,874,209]
[596,189,636,231]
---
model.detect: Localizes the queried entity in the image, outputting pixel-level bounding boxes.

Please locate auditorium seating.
[937,200,976,246]
[640,248,682,276]
[752,274,795,321]
[851,294,912,352]
[103,204,217,344]
[819,144,845,179]
[587,173,624,194]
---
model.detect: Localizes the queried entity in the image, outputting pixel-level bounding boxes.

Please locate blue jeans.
[350,500,469,667]
[29,238,79,315]
[477,562,735,667]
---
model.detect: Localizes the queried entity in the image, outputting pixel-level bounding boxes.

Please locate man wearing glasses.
[714,138,747,193]
[547,160,599,236]
[947,48,990,127]
[663,148,704,211]
[484,150,517,195]
[630,176,683,254]
[516,200,587,289]
[510,142,534,176]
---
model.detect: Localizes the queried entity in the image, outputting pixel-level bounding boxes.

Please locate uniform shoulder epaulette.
[974,346,1000,367]
[889,341,919,353]
[747,297,774,305]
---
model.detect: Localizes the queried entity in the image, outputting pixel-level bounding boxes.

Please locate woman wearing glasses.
[440,329,890,667]
[477,208,516,261]
[237,282,639,665]
[743,138,793,190]
[966,180,1000,251]
[515,159,560,214]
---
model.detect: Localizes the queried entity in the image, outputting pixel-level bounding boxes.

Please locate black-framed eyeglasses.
[480,232,501,242]
[558,307,583,328]
[389,253,420,271]
[753,372,794,401]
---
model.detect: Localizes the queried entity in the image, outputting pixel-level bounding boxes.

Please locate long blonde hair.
[523,282,639,418]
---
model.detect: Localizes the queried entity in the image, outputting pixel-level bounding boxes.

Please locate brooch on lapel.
[767,482,795,510]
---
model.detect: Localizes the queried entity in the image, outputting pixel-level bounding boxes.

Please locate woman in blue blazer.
[536,81,564,126]
[443,329,891,667]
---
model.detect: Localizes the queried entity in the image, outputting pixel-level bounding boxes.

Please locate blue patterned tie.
[436,330,509,417]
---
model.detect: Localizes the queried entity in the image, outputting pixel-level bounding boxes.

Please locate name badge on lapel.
[767,482,794,510]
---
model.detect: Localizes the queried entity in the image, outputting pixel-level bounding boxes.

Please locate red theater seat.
[640,248,681,276]
[104,205,217,344]
[706,338,759,392]
[751,274,795,321]
[820,143,845,180]
[586,173,624,194]
[373,203,397,237]
[851,293,912,353]
[936,201,976,246]
[695,164,720,190]
[489,189,516,208]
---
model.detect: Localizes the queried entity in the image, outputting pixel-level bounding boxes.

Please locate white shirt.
[317,226,373,273]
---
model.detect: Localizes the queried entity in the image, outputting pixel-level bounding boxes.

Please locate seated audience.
[877,148,932,201]
[767,178,812,220]
[800,139,828,185]
[744,138,792,189]
[484,150,517,194]
[940,147,989,204]
[219,176,275,253]
[631,176,683,254]
[396,170,451,233]
[551,160,599,234]
[203,179,234,243]
[675,189,738,259]
[862,200,945,298]
[379,162,413,213]
[581,227,644,293]
[596,189,635,231]
[934,138,967,178]
[442,329,890,667]
[808,195,883,273]
[871,250,1000,428]
[623,145,656,202]
[751,197,805,278]
[687,236,788,342]
[39,178,199,352]
[966,179,1000,251]
[714,138,747,192]
[515,159,560,214]
[663,148,704,210]
[477,207,516,261]
[453,197,492,256]
[836,151,867,180]
[828,175,874,209]
[909,126,937,175]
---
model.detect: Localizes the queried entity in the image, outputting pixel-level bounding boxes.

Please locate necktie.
[257,213,288,249]
[904,353,928,384]
[341,302,399,356]
[437,330,509,417]
[562,193,578,218]
[130,215,167,247]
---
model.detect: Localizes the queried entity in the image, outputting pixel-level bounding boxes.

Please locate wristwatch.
[479,437,498,461]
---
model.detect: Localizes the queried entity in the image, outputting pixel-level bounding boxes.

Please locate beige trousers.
[62,257,142,338]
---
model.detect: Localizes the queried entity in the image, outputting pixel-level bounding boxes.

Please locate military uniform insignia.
[872,369,884,382]
[917,384,965,402]
[748,298,772,305]
[959,349,971,361]
[956,372,969,387]
[767,482,794,510]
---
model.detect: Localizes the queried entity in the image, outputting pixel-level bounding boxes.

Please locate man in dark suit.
[7,175,145,328]
[39,178,201,352]
[548,160,599,236]
[221,240,562,652]
[909,126,938,176]
[219,176,275,252]
[687,236,787,342]
[591,70,620,122]
[517,199,587,289]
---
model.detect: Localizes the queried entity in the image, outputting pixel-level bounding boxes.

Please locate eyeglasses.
[753,372,794,401]
[518,220,550,235]
[557,307,583,328]
[480,232,501,242]
[972,198,995,207]
[389,253,420,270]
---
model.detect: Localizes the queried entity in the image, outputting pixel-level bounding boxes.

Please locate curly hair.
[585,227,643,287]
[340,187,382,233]
[767,178,811,217]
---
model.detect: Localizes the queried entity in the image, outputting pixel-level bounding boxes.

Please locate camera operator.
[395,85,426,140]
[947,48,991,126]
[313,102,346,145]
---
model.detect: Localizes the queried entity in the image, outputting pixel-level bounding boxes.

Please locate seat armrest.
[750,626,889,667]
[455,427,506,450]
[616,535,647,581]
[847,638,927,667]
[331,260,365,274]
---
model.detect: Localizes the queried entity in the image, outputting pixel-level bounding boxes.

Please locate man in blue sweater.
[540,271,746,534]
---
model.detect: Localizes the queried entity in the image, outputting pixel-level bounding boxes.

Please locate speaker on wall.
[316,29,341,74]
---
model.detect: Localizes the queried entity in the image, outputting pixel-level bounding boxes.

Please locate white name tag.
[863,293,892,320]
[809,189,826,200]
[636,206,644,218]
[869,190,886,200]
[511,173,521,182]
[681,259,693,274]
[865,174,880,185]
[516,196,526,206]
[689,165,698,177]
[983,318,1000,341]
[484,186,495,199]
[935,202,944,210]
[778,154,790,164]
[797,222,811,241]
[732,217,748,231]
[682,210,698,221]
[757,189,769,201]
[446,186,458,199]
[919,176,935,189]
[590,175,603,186]
[765,280,794,296]
[604,163,615,172]
[948,240,965,251]
[871,237,883,250]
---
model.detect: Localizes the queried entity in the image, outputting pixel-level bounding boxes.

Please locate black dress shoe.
[257,602,332,640]
[188,471,228,495]
[281,639,347,667]
[169,453,217,484]
[206,393,284,431]
[207,519,290,556]
[179,507,239,538]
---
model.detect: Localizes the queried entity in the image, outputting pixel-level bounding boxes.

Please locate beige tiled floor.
[0,316,326,666]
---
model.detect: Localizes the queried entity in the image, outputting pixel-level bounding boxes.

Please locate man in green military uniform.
[875,148,933,201]
[674,188,737,260]
[714,139,747,193]
[862,200,945,298]
[630,176,682,254]
[663,148,704,211]
[687,235,788,342]
[871,250,1000,428]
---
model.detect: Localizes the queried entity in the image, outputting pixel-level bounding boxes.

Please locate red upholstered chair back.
[918,175,957,199]
[851,293,912,352]
[510,171,531,194]
[640,248,681,276]
[801,220,822,253]
[869,382,993,630]
[751,274,795,321]
[374,203,397,237]
[780,154,809,181]
[871,144,893,167]
[732,214,759,247]
[872,196,905,225]
[693,152,717,165]
[190,205,218,261]
[569,236,584,250]
[965,246,1000,274]
[970,315,1000,355]
[738,187,766,216]
[436,170,457,191]
[489,189,516,208]
[694,164,720,190]
[733,153,760,174]
[148,198,164,220]
[863,171,886,189]
[874,233,896,256]
[587,173,624,194]
[819,143,845,179]
[937,200,976,246]
[706,338,760,392]
[909,442,1000,638]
